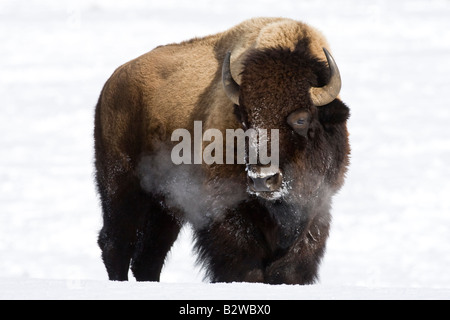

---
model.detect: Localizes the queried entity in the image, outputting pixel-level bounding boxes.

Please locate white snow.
[1,0,450,300]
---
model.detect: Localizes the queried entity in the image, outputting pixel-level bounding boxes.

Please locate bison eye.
[287,110,310,137]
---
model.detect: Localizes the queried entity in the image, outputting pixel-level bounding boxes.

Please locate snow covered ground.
[1,0,450,299]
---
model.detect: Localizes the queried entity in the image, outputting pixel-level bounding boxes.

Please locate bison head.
[222,42,349,202]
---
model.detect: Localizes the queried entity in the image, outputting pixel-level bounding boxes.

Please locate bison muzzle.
[94,17,350,284]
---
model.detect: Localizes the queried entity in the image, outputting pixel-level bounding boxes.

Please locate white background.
[1,0,450,299]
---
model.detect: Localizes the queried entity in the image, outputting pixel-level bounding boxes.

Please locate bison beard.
[94,18,350,284]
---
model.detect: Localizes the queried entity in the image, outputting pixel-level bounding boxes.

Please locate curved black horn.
[309,48,342,107]
[222,51,240,105]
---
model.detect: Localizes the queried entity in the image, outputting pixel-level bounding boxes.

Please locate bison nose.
[247,168,283,192]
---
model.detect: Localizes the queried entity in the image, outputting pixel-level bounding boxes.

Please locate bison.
[94,17,350,284]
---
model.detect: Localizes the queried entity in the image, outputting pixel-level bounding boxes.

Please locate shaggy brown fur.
[95,17,350,284]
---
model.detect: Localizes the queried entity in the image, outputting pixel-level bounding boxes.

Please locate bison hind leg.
[130,198,181,281]
[97,174,181,281]
[98,227,133,281]
[97,182,149,281]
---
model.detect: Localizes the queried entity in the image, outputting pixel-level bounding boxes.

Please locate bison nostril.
[266,173,281,189]
[248,171,283,192]
[248,176,269,192]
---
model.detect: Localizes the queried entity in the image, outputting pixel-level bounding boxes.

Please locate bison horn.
[222,51,241,105]
[309,48,342,107]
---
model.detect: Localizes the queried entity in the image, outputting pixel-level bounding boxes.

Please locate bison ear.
[318,99,350,125]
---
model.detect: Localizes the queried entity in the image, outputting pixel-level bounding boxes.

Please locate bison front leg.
[265,223,329,285]
[194,214,266,283]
